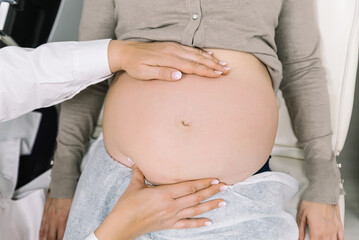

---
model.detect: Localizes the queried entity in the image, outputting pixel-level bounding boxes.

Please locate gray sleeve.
[50,0,116,198]
[275,0,341,204]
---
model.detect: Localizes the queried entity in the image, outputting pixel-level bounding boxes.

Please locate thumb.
[145,66,182,81]
[130,164,146,188]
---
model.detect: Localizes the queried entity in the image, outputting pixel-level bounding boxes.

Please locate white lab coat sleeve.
[0,39,113,122]
[84,232,99,240]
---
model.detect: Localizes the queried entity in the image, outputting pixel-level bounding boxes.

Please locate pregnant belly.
[103,49,278,185]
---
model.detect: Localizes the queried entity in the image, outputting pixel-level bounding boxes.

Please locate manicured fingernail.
[127,157,134,166]
[219,186,228,191]
[172,71,182,80]
[214,71,222,75]
[211,179,219,185]
[205,221,212,226]
[207,51,213,55]
[223,67,231,71]
[219,61,227,66]
[218,201,227,207]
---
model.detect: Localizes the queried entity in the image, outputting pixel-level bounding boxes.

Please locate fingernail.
[211,179,219,185]
[219,61,227,66]
[205,221,212,226]
[127,157,134,166]
[219,186,228,191]
[207,51,213,55]
[172,71,182,80]
[214,71,222,75]
[218,201,227,207]
[223,67,231,71]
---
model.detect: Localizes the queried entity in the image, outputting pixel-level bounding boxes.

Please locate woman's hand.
[39,192,73,240]
[108,40,230,81]
[297,200,344,240]
[95,164,227,240]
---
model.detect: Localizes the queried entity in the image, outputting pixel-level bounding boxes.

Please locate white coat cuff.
[73,39,112,82]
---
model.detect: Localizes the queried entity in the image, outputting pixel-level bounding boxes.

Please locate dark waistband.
[254,155,271,175]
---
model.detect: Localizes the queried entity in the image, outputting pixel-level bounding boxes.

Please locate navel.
[181,120,191,127]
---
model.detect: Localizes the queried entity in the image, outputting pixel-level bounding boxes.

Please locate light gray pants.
[64,140,300,240]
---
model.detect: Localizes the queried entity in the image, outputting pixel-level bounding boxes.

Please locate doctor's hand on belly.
[107,40,230,80]
[94,164,226,240]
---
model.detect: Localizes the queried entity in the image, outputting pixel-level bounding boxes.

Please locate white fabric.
[0,112,42,199]
[13,169,51,200]
[0,189,46,240]
[273,0,359,157]
[0,2,10,31]
[66,139,300,240]
[0,111,42,155]
[0,139,21,199]
[85,232,100,240]
[0,39,113,122]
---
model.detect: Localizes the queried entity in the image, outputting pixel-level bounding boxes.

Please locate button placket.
[181,0,202,46]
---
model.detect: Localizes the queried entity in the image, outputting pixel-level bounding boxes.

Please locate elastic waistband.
[254,155,271,175]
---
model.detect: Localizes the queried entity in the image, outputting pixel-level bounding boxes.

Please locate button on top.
[192,13,199,20]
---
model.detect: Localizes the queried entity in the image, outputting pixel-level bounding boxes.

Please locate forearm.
[50,81,109,198]
[280,58,341,204]
[49,0,117,198]
[275,0,342,204]
[0,40,112,122]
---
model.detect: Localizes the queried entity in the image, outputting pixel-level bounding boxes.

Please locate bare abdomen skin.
[103,49,278,185]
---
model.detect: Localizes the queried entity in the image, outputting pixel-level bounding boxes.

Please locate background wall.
[338,60,359,239]
[47,0,84,42]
